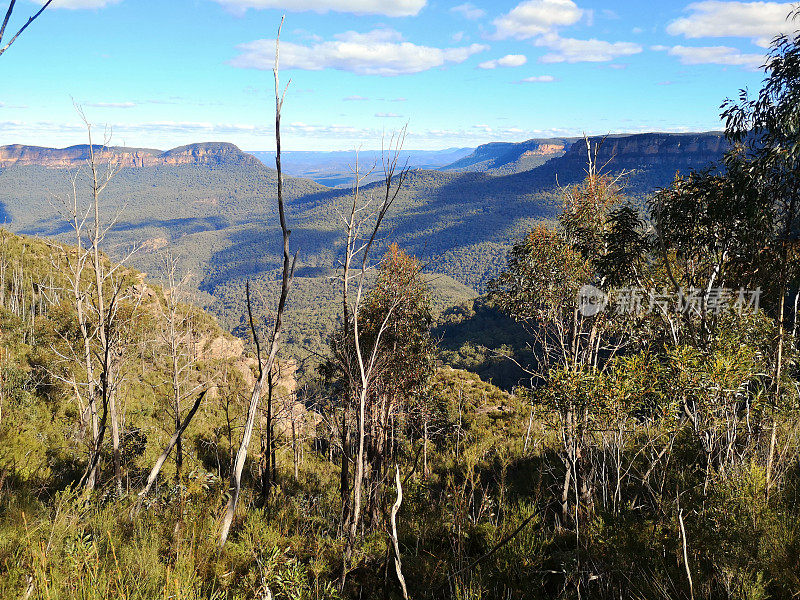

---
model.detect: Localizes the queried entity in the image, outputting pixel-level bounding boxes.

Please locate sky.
[0,0,795,151]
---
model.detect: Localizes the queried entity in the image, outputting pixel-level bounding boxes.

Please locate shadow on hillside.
[20,215,232,240]
[199,224,341,294]
[434,297,539,391]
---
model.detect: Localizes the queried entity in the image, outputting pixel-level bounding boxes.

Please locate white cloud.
[660,44,764,69]
[375,112,402,117]
[493,0,583,40]
[211,0,425,16]
[451,3,485,20]
[32,0,120,8]
[230,30,488,76]
[451,31,466,42]
[519,74,556,82]
[667,1,795,46]
[478,54,528,69]
[343,95,369,101]
[536,33,642,63]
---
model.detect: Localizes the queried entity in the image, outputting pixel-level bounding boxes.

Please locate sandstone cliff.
[558,132,728,170]
[0,142,259,169]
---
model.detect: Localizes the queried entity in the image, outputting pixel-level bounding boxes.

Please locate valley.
[0,131,727,367]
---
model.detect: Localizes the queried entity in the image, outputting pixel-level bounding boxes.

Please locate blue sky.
[0,0,794,150]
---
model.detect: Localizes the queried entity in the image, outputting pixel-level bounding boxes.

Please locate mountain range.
[0,131,729,363]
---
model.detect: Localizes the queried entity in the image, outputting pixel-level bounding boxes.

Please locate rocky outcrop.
[0,142,260,169]
[520,143,565,159]
[195,331,308,432]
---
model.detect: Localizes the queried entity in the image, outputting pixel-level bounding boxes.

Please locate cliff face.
[559,132,728,170]
[442,132,728,177]
[0,142,260,169]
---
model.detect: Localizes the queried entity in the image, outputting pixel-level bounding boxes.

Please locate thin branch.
[0,0,54,58]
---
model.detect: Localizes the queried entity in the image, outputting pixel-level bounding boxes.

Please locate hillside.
[0,230,301,488]
[0,133,729,365]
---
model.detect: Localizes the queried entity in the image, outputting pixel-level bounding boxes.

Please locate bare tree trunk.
[678,507,694,600]
[86,130,123,497]
[342,384,367,580]
[767,193,796,500]
[219,18,296,547]
[173,350,182,484]
[267,366,275,493]
[340,408,351,525]
[423,418,429,479]
[292,416,299,481]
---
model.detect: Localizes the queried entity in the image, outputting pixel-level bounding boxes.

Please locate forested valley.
[3,7,800,600]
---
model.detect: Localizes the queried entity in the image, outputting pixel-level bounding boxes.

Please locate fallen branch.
[131,390,207,517]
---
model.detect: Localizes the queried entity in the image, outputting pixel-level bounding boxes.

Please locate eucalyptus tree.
[348,244,434,527]
[722,8,800,493]
[489,144,635,528]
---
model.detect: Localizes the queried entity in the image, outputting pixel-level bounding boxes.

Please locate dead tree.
[84,111,128,496]
[159,253,203,486]
[0,0,54,58]
[59,165,103,490]
[49,112,120,492]
[333,153,375,524]
[390,465,409,600]
[49,107,138,494]
[218,16,296,548]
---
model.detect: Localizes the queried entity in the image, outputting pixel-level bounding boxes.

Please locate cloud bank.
[230,30,487,76]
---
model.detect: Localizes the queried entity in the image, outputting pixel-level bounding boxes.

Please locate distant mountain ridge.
[0,142,259,169]
[442,131,727,176]
[442,137,577,174]
[557,131,727,170]
[250,147,474,187]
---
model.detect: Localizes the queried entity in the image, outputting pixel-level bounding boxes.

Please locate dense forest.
[3,8,800,600]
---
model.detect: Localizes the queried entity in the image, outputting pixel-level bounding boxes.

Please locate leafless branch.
[0,0,53,58]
